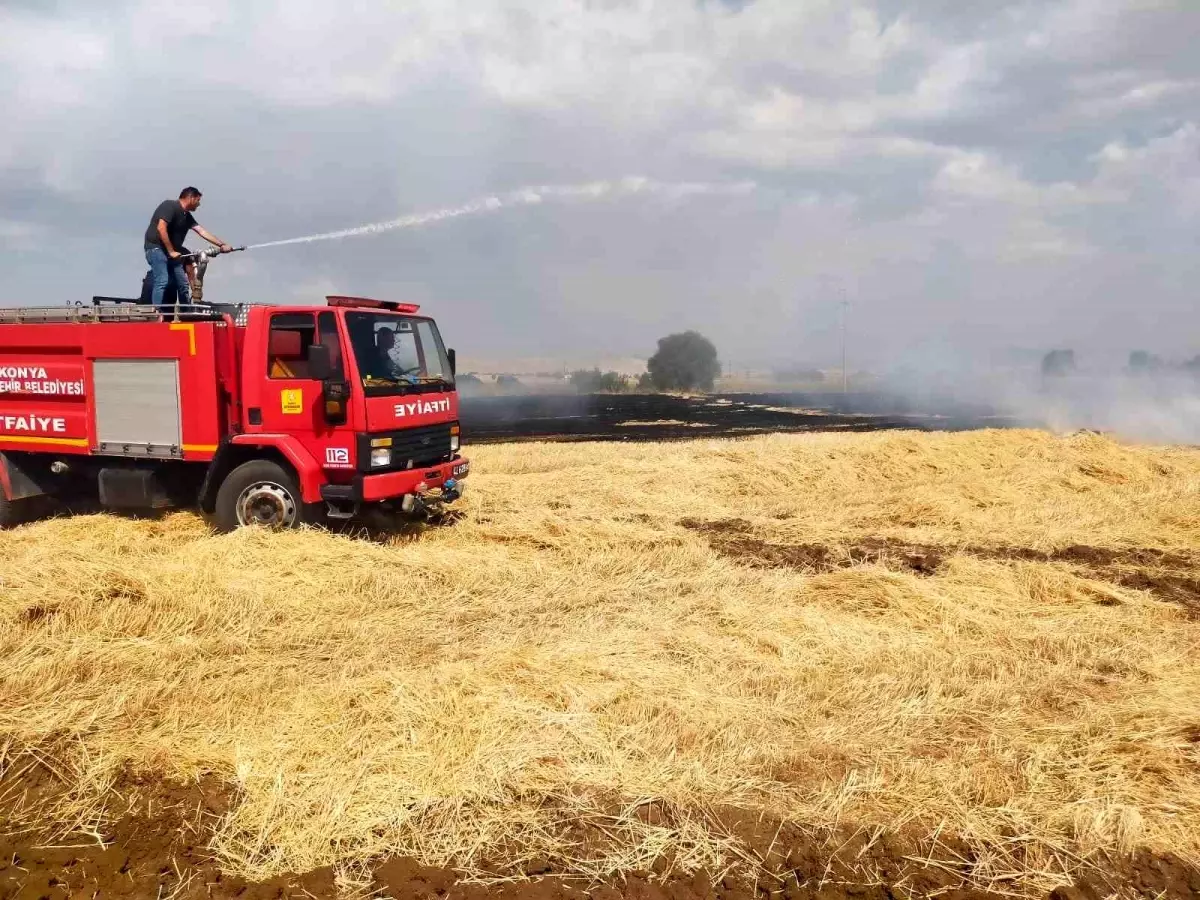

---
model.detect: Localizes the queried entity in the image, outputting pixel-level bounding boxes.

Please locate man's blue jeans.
[145,247,192,307]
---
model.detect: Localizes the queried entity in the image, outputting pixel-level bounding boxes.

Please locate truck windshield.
[345,311,454,392]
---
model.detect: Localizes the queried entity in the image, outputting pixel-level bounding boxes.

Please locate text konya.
[0,366,85,396]
[394,398,451,418]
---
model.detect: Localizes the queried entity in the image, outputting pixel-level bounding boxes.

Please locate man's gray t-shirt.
[144,200,197,252]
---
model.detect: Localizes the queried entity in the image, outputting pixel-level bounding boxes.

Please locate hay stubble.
[1,429,1199,891]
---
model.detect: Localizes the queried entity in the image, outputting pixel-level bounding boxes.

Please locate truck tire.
[212,460,313,532]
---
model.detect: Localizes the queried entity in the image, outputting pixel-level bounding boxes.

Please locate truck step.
[320,484,358,520]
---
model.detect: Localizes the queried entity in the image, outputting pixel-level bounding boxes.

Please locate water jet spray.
[242,176,756,251]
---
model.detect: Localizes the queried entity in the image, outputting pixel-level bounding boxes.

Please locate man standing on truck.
[143,187,235,307]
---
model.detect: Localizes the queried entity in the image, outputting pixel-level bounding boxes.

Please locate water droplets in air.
[245,177,756,250]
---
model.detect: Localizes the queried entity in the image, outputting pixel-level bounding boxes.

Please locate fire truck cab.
[0,295,469,530]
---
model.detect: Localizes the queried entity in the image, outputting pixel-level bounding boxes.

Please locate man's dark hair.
[179,186,202,200]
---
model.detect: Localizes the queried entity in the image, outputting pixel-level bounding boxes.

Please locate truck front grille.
[359,423,453,473]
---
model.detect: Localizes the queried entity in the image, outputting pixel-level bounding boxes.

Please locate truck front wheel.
[213,460,312,532]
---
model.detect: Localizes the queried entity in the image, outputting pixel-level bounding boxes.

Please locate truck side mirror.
[447,348,456,376]
[322,379,349,426]
[307,343,333,381]
[307,343,348,425]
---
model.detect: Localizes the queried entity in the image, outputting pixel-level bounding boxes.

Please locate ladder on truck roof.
[0,300,251,326]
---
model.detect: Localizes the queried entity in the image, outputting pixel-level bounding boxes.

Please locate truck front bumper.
[320,456,470,507]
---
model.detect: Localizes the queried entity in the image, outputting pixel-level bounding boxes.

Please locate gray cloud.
[0,0,1196,373]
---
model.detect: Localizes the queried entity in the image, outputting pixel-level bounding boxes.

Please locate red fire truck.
[0,258,469,530]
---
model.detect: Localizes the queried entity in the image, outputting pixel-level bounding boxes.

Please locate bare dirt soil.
[678,518,1200,619]
[459,392,1019,444]
[5,768,1198,900]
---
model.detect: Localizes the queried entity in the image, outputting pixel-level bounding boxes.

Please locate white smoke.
[881,347,1200,446]
[997,370,1200,445]
[246,176,756,250]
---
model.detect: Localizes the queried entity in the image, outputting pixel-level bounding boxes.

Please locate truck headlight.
[370,447,391,468]
[451,435,460,453]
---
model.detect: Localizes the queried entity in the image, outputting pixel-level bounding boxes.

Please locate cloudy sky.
[1,1,1197,372]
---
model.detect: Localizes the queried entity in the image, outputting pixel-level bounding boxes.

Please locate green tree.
[647,331,720,391]
[570,368,632,393]
[568,368,603,392]
[1128,350,1162,374]
[1041,349,1075,377]
[598,371,630,392]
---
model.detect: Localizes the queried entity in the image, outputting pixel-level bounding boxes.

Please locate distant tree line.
[772,367,825,384]
[456,330,730,395]
[566,330,723,394]
[568,368,637,393]
[1041,349,1200,377]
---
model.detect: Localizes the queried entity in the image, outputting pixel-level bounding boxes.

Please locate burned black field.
[458,391,1019,444]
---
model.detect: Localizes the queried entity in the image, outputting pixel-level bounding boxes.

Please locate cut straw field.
[2,429,1200,896]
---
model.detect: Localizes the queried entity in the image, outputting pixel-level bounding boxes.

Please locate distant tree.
[598,371,631,392]
[647,331,720,391]
[455,372,485,395]
[1128,350,1163,374]
[495,374,523,391]
[569,368,602,392]
[568,368,630,392]
[772,367,825,384]
[636,372,655,391]
[1041,349,1075,377]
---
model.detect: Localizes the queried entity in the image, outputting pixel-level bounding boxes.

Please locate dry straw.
[1,429,1199,892]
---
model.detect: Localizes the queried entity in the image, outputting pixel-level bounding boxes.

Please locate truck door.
[261,311,356,471]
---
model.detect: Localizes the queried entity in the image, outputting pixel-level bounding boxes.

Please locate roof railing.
[0,296,424,326]
[0,301,249,325]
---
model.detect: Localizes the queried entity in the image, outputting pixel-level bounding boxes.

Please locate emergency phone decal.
[325,447,351,468]
[280,389,304,415]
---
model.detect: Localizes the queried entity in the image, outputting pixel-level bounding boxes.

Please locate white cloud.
[0,13,110,108]
[1093,123,1200,220]
[904,41,992,119]
[932,152,1121,208]
[0,0,1197,367]
[0,11,113,178]
[0,219,46,244]
[1076,77,1200,117]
